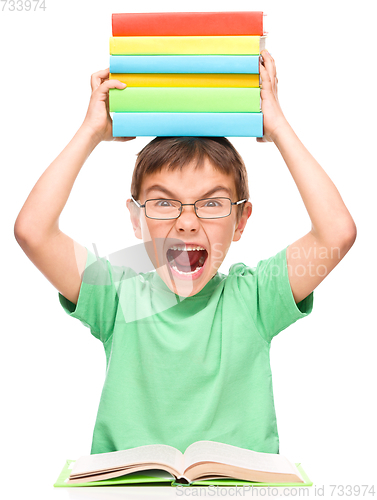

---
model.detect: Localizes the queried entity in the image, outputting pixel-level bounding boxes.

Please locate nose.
[175,204,200,233]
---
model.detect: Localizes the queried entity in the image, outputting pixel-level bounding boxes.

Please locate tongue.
[171,250,201,267]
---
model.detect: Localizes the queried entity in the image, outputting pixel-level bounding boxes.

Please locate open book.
[66,440,305,486]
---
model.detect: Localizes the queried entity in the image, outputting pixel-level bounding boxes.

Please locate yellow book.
[109,73,260,88]
[109,36,265,55]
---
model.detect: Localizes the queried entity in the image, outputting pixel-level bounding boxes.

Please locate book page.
[65,468,175,484]
[183,441,297,475]
[71,444,184,476]
[260,36,266,53]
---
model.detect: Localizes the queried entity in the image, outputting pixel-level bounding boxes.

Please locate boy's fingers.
[259,62,272,91]
[261,49,275,67]
[260,50,276,84]
[95,79,127,97]
[90,68,110,91]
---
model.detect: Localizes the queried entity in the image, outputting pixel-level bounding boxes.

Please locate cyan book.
[112,112,263,138]
[109,55,261,74]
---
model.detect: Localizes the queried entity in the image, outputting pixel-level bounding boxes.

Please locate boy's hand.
[82,68,135,143]
[258,50,289,143]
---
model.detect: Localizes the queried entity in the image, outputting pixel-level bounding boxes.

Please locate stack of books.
[109,11,266,137]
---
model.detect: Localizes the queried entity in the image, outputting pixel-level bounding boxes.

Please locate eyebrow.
[144,185,233,199]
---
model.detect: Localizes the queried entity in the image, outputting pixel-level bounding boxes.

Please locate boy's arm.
[14,69,134,305]
[258,51,357,304]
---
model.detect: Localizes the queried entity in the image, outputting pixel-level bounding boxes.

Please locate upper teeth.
[170,246,205,251]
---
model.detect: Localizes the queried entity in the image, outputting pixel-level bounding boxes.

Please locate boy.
[14,51,356,455]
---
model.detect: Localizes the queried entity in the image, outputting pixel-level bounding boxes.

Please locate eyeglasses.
[131,195,247,220]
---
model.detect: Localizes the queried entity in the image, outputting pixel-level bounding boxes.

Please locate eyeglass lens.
[145,198,232,219]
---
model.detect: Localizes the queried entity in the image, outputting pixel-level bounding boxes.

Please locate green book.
[109,87,261,113]
[53,440,313,488]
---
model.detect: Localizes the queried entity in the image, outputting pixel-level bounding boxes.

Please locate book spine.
[112,12,264,36]
[109,55,260,74]
[109,36,262,56]
[109,87,261,113]
[112,112,263,137]
[109,73,260,88]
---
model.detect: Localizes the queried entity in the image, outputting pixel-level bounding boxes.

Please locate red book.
[112,11,264,36]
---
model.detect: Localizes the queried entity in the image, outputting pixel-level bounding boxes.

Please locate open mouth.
[166,245,208,277]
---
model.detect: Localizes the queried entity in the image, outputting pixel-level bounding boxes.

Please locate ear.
[126,198,142,240]
[233,202,252,242]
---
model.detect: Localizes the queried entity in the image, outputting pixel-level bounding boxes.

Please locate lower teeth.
[171,263,203,275]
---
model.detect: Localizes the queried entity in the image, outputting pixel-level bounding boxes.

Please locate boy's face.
[127,158,252,297]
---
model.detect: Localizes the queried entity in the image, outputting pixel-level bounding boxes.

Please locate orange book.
[112,11,264,36]
[109,73,260,87]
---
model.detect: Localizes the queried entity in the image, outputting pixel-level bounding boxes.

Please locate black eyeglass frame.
[130,195,247,220]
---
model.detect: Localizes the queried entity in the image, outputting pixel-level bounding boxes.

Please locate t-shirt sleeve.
[58,247,137,344]
[229,245,314,344]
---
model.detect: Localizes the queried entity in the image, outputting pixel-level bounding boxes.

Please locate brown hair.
[131,137,249,221]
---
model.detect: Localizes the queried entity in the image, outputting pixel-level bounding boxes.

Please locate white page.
[71,444,184,476]
[66,464,174,480]
[183,441,298,475]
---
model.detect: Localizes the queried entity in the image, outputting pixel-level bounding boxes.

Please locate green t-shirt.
[59,245,313,455]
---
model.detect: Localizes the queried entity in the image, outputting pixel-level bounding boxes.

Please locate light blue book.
[109,55,260,74]
[112,112,263,137]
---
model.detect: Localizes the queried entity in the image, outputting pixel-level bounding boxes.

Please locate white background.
[1,0,376,498]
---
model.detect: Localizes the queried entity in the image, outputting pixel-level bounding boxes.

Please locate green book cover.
[109,87,261,113]
[54,459,313,488]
